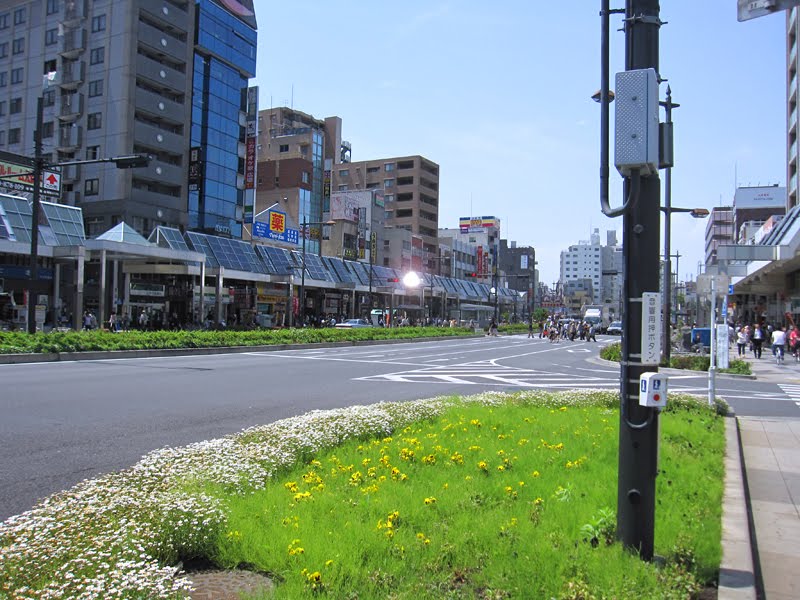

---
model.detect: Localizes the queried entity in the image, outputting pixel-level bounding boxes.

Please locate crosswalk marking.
[778,384,800,407]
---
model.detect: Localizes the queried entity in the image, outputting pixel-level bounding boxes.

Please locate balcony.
[134,87,186,123]
[58,60,85,90]
[60,29,86,59]
[61,163,82,183]
[57,124,83,152]
[62,0,87,27]
[133,120,183,152]
[137,20,188,64]
[58,92,83,122]
[136,54,187,93]
[139,0,189,34]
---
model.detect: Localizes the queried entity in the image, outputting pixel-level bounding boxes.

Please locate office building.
[560,229,604,304]
[332,155,440,272]
[704,206,734,266]
[0,0,257,239]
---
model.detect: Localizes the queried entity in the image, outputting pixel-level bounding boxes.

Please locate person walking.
[527,319,534,338]
[752,323,765,359]
[736,325,749,357]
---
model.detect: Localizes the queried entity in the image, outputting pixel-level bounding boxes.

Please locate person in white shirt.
[771,326,787,361]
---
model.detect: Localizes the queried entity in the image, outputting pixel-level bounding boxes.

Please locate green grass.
[0,391,725,599]
[205,397,724,598]
[0,326,475,355]
[600,342,752,375]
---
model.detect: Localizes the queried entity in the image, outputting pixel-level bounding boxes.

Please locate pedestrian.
[587,323,597,342]
[108,312,117,332]
[752,323,764,359]
[528,319,534,338]
[771,326,787,362]
[736,325,749,357]
[790,325,800,360]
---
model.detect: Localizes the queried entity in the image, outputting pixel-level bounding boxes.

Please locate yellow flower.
[325,560,334,567]
[532,470,540,478]
[477,461,488,472]
[559,406,568,412]
[424,496,437,505]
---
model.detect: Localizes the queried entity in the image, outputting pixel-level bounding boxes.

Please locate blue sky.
[253,1,786,287]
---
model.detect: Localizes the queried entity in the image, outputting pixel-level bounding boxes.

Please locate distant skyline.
[254,2,786,286]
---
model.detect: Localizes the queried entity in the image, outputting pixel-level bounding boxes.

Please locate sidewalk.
[723,352,800,600]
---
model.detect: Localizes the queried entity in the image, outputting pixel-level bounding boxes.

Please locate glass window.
[41,121,54,138]
[86,145,100,160]
[90,47,104,65]
[12,38,23,55]
[0,42,7,58]
[384,179,394,189]
[46,0,59,15]
[0,73,6,88]
[13,8,25,25]
[384,163,395,172]
[88,79,103,97]
[0,130,4,146]
[84,179,99,196]
[10,68,23,85]
[87,112,102,129]
[302,171,309,183]
[9,98,21,113]
[337,185,348,191]
[279,144,288,152]
[8,128,20,144]
[0,14,8,29]
[338,169,349,178]
[0,101,4,116]
[42,89,55,107]
[91,14,106,32]
[45,28,58,46]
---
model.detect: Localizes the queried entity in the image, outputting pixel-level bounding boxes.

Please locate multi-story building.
[0,0,256,239]
[333,156,440,272]
[732,185,786,243]
[439,217,501,284]
[704,206,734,266]
[559,229,604,305]
[498,239,537,313]
[437,235,477,279]
[253,107,343,255]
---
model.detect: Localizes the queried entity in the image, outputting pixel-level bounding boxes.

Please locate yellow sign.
[270,211,285,234]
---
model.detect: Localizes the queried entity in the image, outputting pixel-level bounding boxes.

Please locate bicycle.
[774,344,785,365]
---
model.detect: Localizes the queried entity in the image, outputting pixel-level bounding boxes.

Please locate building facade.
[704,206,734,266]
[559,229,604,305]
[0,0,256,239]
[332,155,440,272]
[788,8,799,209]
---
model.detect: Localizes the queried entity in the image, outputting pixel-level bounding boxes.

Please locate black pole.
[28,95,44,334]
[661,86,679,363]
[617,0,661,561]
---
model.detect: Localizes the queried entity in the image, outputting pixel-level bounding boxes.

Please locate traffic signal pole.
[616,0,661,560]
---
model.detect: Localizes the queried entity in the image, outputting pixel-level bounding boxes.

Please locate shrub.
[600,342,621,362]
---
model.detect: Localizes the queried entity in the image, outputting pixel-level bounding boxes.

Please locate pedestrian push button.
[639,373,668,408]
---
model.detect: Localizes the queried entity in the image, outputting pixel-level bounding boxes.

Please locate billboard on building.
[331,190,372,222]
[459,216,498,233]
[0,151,60,198]
[212,0,256,28]
[734,186,786,209]
[253,209,299,244]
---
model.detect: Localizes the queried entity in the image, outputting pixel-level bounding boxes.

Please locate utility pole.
[616,0,662,561]
[27,96,44,334]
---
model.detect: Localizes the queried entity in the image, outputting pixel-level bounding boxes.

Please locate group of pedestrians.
[734,321,800,362]
[537,317,597,343]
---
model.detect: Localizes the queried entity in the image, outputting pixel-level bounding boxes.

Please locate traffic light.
[466,272,478,278]
[387,277,399,283]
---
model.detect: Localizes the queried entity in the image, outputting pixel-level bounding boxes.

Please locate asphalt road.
[1,334,796,521]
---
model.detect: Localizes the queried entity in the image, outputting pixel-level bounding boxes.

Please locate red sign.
[270,211,285,233]
[245,137,256,189]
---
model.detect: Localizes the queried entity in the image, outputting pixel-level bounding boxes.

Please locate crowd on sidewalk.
[537,316,598,343]
[733,321,798,362]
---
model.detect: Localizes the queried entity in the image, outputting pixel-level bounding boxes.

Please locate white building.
[560,229,605,304]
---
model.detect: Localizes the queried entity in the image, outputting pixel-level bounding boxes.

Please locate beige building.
[332,155,440,273]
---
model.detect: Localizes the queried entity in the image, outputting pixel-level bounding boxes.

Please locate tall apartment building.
[704,206,734,266]
[559,229,604,304]
[0,0,256,238]
[253,107,343,255]
[332,155,440,272]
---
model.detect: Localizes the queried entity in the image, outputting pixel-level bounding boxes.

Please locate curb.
[0,334,485,365]
[592,356,757,380]
[717,416,757,599]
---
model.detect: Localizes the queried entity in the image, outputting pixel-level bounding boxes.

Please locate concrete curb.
[592,356,757,380]
[718,416,757,599]
[0,334,485,364]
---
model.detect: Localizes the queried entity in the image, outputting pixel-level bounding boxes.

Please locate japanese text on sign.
[640,292,661,365]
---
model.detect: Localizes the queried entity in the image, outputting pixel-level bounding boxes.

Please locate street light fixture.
[298,217,334,326]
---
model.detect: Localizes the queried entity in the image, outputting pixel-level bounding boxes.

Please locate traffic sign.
[737,0,800,21]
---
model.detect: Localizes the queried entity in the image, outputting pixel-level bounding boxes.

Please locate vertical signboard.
[188,147,202,192]
[716,324,730,369]
[641,292,661,365]
[244,86,258,223]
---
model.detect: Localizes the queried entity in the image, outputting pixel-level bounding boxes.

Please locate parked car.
[607,321,623,335]
[334,318,373,328]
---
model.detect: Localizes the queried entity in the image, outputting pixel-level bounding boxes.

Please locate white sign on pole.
[641,292,661,365]
[737,0,800,22]
[716,324,730,369]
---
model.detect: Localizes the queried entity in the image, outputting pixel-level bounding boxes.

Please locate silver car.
[607,321,623,335]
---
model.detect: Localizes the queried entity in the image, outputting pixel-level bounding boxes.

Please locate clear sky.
[253,1,786,287]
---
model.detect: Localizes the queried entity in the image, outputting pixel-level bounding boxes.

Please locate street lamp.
[660,204,708,362]
[402,271,423,322]
[299,217,334,326]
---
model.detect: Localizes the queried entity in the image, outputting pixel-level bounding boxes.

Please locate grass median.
[0,390,726,599]
[0,326,475,355]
